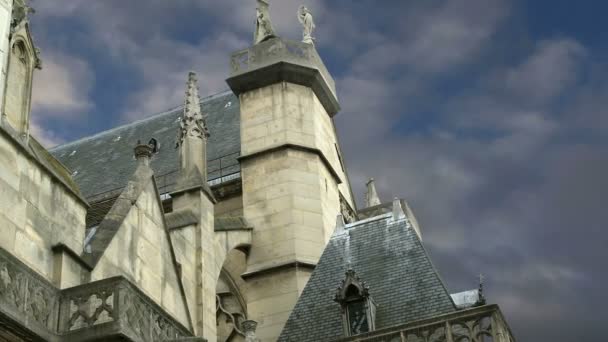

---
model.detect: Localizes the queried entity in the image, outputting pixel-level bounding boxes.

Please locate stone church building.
[0,1,515,341]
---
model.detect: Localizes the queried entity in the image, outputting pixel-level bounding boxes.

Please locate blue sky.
[29,1,607,340]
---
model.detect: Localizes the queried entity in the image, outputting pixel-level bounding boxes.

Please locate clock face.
[347,301,369,335]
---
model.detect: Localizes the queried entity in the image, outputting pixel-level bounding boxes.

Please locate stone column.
[227,38,355,341]
[168,72,218,341]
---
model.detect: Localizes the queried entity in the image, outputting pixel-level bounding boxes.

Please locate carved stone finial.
[298,5,316,44]
[34,47,42,70]
[365,178,381,207]
[134,141,153,166]
[254,0,277,44]
[177,71,209,147]
[392,197,406,221]
[478,273,486,305]
[242,320,261,342]
[11,0,35,32]
[334,214,346,236]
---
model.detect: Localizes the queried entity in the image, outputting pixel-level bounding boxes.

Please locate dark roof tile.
[279,214,456,342]
[51,91,240,200]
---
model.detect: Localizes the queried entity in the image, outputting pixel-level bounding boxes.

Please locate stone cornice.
[226,38,340,116]
[241,259,316,280]
[238,143,343,185]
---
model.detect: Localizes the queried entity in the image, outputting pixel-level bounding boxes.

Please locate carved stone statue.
[298,5,315,44]
[254,0,277,45]
[11,0,35,31]
[242,320,261,342]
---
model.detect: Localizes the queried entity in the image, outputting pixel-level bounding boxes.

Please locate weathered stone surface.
[237,77,354,340]
[90,175,191,329]
[227,38,340,116]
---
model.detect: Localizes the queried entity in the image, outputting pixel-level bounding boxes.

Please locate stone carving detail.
[242,320,260,342]
[0,251,192,341]
[0,254,58,332]
[121,287,187,341]
[340,194,357,224]
[254,0,276,45]
[337,305,514,342]
[216,294,246,341]
[11,0,35,32]
[27,281,54,327]
[297,5,316,44]
[177,72,209,147]
[0,261,24,309]
[66,289,115,331]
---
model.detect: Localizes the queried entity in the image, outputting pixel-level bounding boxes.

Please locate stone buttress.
[168,72,252,342]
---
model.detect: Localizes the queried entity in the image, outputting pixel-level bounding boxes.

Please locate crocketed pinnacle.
[177,72,209,146]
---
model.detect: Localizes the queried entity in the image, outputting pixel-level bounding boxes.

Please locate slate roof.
[279,214,457,342]
[50,91,240,200]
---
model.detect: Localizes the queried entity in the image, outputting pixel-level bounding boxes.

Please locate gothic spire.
[365,178,381,207]
[178,72,209,147]
[177,72,209,179]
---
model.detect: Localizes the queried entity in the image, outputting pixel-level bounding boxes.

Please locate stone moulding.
[0,248,195,342]
[241,260,316,280]
[226,38,341,116]
[237,143,343,185]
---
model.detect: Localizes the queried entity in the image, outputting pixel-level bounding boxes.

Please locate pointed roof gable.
[85,158,193,329]
[279,214,456,341]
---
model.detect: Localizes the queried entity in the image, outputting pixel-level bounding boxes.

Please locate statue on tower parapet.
[11,0,35,32]
[254,0,277,45]
[298,5,316,44]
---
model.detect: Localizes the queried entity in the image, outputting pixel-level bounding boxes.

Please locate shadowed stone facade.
[0,2,516,342]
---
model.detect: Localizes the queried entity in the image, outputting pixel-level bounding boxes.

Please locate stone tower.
[226,11,356,340]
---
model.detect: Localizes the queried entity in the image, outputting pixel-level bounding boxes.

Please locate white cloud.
[29,119,65,148]
[31,51,94,118]
[505,38,587,104]
[121,32,248,121]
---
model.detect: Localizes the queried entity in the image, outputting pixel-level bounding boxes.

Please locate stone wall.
[240,82,354,207]
[215,195,243,218]
[90,178,190,328]
[0,133,87,285]
[239,81,347,340]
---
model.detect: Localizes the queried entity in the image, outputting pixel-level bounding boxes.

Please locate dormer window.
[334,269,377,337]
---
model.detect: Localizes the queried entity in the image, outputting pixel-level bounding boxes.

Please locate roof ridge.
[51,89,234,152]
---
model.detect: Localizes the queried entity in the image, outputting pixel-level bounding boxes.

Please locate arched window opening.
[334,269,377,337]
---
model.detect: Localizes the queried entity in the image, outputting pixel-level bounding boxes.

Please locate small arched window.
[334,269,377,337]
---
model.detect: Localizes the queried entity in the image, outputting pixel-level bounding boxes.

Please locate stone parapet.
[226,38,340,116]
[58,276,193,342]
[332,304,516,342]
[0,247,196,342]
